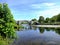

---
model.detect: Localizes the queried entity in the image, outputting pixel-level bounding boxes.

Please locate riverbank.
[0,35,14,45]
[32,25,60,28]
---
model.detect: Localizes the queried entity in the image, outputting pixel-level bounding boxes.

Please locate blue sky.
[0,0,60,20]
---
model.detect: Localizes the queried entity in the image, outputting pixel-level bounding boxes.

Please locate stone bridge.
[16,20,31,25]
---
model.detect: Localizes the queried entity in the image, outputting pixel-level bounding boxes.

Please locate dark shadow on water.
[38,27,45,33]
[38,27,60,35]
[55,28,60,35]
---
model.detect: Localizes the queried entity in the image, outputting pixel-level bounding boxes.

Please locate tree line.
[31,14,60,25]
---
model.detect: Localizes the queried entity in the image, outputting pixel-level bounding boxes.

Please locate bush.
[0,3,16,38]
[0,35,14,45]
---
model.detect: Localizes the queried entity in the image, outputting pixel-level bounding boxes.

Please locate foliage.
[38,14,60,24]
[50,15,57,22]
[0,3,16,38]
[38,16,44,24]
[31,18,37,21]
[50,14,60,24]
[56,14,60,22]
[45,17,50,23]
[0,35,13,45]
[50,14,60,22]
[16,24,24,30]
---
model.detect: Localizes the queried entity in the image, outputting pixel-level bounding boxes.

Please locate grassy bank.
[0,35,14,45]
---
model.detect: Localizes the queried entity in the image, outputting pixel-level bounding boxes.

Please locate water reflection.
[55,28,60,35]
[20,24,60,35]
[39,27,45,33]
[38,27,60,35]
[32,26,37,30]
[12,24,60,45]
[45,27,51,31]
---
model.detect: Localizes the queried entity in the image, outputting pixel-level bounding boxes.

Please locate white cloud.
[30,3,60,18]
[43,3,55,6]
[37,7,60,18]
[31,3,56,9]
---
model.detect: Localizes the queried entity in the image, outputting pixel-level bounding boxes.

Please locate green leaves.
[0,3,16,38]
[38,16,44,24]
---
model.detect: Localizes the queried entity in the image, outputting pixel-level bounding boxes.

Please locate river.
[12,24,60,45]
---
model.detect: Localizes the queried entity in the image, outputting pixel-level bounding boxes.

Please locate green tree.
[38,16,44,24]
[45,17,50,23]
[0,3,16,38]
[31,18,37,21]
[31,18,37,25]
[57,14,60,22]
[50,16,57,23]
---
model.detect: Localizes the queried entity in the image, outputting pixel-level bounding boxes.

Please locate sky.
[0,0,60,20]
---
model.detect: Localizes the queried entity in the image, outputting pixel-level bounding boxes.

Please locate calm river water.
[12,24,60,45]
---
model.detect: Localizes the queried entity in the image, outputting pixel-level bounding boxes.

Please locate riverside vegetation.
[31,14,60,25]
[0,3,18,45]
